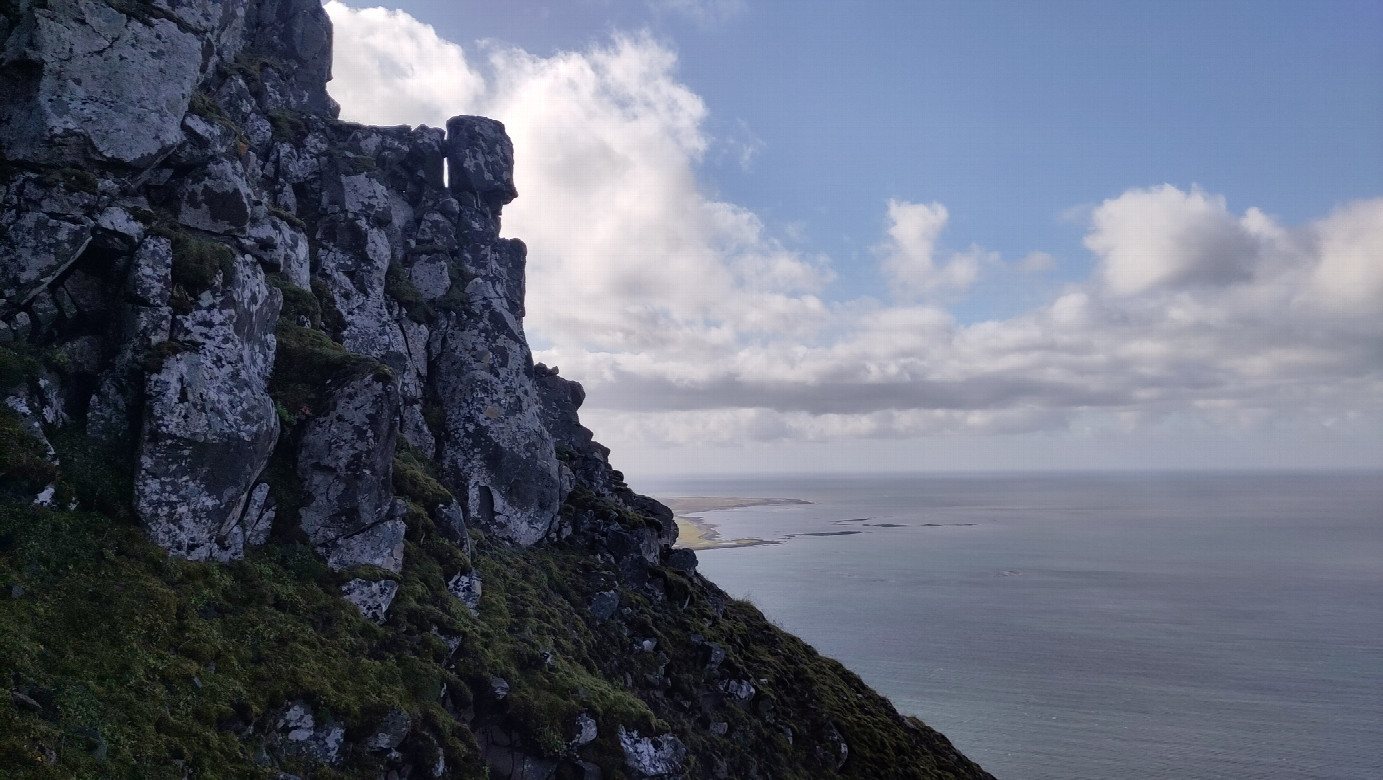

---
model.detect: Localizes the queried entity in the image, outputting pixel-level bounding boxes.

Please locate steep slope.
[0,1,994,777]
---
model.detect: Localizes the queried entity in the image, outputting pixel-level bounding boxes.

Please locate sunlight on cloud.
[325,2,484,129]
[325,4,1383,461]
[877,200,982,294]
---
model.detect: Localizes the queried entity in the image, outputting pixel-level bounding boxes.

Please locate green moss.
[311,278,348,338]
[421,404,446,442]
[0,409,56,498]
[337,154,377,176]
[266,275,321,329]
[384,264,435,324]
[0,344,39,388]
[268,205,306,230]
[268,111,309,145]
[40,167,99,195]
[152,226,236,299]
[268,323,379,423]
[392,442,452,510]
[0,501,487,778]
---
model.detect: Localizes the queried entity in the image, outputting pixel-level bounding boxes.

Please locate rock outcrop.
[0,2,993,778]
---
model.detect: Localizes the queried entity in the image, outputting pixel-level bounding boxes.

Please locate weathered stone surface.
[665,547,697,574]
[447,572,482,615]
[719,679,756,705]
[446,116,518,209]
[0,190,93,307]
[341,578,399,624]
[273,701,345,765]
[364,708,411,752]
[323,514,406,573]
[588,590,619,621]
[243,215,310,286]
[297,371,402,569]
[617,727,687,778]
[570,713,598,749]
[0,2,203,166]
[244,0,339,118]
[433,230,561,546]
[135,249,280,561]
[179,158,255,234]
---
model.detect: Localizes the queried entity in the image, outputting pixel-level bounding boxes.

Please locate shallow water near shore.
[642,471,1383,780]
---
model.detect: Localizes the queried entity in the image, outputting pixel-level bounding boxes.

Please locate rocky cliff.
[0,2,993,778]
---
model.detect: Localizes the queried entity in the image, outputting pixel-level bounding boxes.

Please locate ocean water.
[637,472,1383,780]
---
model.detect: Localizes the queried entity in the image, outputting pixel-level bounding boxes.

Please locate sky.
[320,0,1383,477]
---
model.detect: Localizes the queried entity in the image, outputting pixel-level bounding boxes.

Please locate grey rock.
[364,708,411,752]
[0,3,202,166]
[434,499,472,555]
[665,548,698,574]
[179,158,254,234]
[433,236,561,546]
[446,116,518,210]
[92,206,145,251]
[341,578,399,623]
[135,250,280,562]
[719,679,756,704]
[571,712,598,748]
[9,312,32,343]
[589,590,619,621]
[617,727,687,778]
[244,216,310,287]
[239,482,275,547]
[29,290,59,330]
[274,701,346,765]
[244,0,339,117]
[490,676,510,701]
[61,268,111,317]
[296,371,402,570]
[323,516,406,573]
[447,572,482,616]
[0,207,92,307]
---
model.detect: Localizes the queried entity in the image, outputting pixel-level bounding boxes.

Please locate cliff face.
[0,2,992,778]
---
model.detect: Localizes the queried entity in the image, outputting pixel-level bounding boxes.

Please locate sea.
[635,471,1383,780]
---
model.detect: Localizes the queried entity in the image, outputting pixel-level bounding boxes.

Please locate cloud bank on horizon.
[324,2,1383,469]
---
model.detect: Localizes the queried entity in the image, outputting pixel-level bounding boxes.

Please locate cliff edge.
[0,1,993,777]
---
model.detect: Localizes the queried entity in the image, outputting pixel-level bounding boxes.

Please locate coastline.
[659,497,811,550]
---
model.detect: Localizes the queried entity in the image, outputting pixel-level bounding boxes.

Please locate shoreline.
[659,497,811,550]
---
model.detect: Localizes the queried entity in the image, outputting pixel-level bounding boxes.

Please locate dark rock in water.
[0,1,993,777]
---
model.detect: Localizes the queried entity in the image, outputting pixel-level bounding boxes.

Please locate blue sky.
[323,1,1383,474]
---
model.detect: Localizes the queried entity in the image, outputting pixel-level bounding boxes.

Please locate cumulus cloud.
[325,5,1383,458]
[1085,184,1261,296]
[877,200,983,294]
[325,3,484,129]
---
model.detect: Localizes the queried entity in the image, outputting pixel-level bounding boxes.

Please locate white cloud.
[324,2,484,129]
[325,5,1383,468]
[1085,184,1260,296]
[1018,251,1056,272]
[877,200,983,294]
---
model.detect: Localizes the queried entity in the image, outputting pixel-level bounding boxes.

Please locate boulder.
[617,727,687,778]
[0,2,203,166]
[296,371,403,571]
[135,250,280,561]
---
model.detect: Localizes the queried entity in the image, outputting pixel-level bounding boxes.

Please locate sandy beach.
[659,497,810,550]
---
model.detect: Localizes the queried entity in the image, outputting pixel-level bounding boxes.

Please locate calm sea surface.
[637,472,1383,780]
